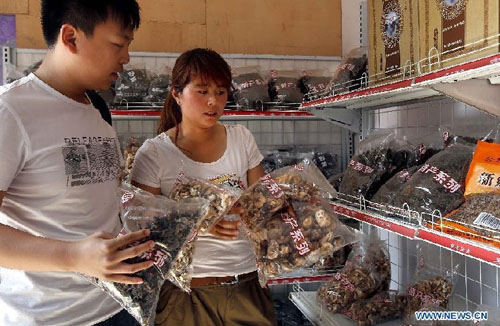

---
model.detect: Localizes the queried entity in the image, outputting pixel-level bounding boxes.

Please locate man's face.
[76,18,133,90]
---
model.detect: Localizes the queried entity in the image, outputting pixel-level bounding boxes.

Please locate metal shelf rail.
[331,194,500,268]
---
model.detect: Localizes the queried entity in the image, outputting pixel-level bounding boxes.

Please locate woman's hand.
[68,229,156,284]
[208,205,244,240]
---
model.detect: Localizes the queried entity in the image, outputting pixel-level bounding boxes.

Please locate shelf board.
[301,53,500,114]
[331,201,500,267]
[417,228,500,267]
[110,109,315,119]
[331,203,418,239]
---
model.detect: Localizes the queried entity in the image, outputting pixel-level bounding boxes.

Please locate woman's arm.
[247,164,265,186]
[131,180,162,195]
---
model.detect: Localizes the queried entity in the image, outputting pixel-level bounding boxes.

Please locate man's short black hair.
[41,0,141,48]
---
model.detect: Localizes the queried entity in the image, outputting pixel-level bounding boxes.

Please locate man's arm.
[0,191,154,284]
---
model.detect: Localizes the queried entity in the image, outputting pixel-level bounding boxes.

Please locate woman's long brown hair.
[157,48,232,136]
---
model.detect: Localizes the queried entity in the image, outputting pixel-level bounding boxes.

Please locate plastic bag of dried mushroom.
[248,201,358,284]
[84,184,208,326]
[238,160,338,232]
[391,144,474,217]
[231,66,270,110]
[339,133,418,201]
[404,247,456,318]
[341,290,407,326]
[267,70,304,104]
[317,233,391,313]
[371,166,420,206]
[433,140,500,246]
[238,161,358,284]
[167,178,241,292]
[114,68,151,104]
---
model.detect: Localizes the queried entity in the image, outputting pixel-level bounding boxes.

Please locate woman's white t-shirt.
[131,124,263,277]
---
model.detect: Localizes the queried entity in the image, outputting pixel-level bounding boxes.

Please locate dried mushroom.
[342,291,406,326]
[405,276,453,316]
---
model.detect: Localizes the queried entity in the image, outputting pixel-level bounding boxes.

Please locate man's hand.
[68,229,155,284]
[208,205,244,240]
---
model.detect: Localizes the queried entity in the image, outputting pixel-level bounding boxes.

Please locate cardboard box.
[368,0,420,86]
[419,0,499,73]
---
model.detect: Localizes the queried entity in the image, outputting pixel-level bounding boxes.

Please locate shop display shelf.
[289,283,402,326]
[330,194,500,268]
[301,51,500,113]
[267,268,340,286]
[331,194,419,239]
[110,109,315,119]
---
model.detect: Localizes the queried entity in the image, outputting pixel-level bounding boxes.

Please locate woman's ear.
[171,88,181,105]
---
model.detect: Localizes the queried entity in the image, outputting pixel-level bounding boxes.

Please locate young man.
[0,1,152,325]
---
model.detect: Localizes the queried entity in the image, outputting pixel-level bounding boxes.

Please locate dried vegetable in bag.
[267,70,304,104]
[391,144,474,216]
[341,290,406,326]
[312,151,338,179]
[115,69,150,103]
[404,245,456,318]
[144,73,170,103]
[436,141,500,244]
[238,161,358,284]
[250,201,357,283]
[372,166,419,205]
[328,172,344,192]
[167,178,241,292]
[317,233,391,313]
[86,184,208,326]
[329,47,368,94]
[339,133,417,200]
[231,66,270,110]
[123,137,139,181]
[300,70,331,97]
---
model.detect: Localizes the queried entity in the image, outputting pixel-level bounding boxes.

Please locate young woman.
[131,48,277,326]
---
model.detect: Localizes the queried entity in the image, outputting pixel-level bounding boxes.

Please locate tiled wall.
[112,117,345,172]
[14,49,340,76]
[366,100,500,310]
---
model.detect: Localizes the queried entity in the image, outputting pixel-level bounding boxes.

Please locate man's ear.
[60,24,79,54]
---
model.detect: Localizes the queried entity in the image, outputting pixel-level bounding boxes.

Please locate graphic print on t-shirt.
[62,137,120,187]
[209,173,245,190]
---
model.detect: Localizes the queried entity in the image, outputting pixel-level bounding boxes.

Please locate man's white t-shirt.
[131,124,263,277]
[0,74,123,326]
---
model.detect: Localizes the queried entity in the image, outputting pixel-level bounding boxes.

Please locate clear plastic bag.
[167,177,241,292]
[404,245,457,318]
[144,73,170,103]
[372,165,420,205]
[249,200,358,283]
[300,69,331,96]
[114,68,151,104]
[342,290,407,326]
[86,184,208,326]
[267,70,304,104]
[329,47,368,95]
[123,137,140,182]
[231,66,270,110]
[238,161,354,285]
[317,233,391,313]
[339,133,417,200]
[391,144,474,216]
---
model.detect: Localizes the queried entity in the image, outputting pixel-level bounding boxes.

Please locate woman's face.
[174,76,228,129]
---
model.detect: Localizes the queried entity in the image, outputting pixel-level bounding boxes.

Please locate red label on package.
[408,286,443,306]
[260,174,284,198]
[281,212,311,256]
[419,164,461,193]
[349,160,375,174]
